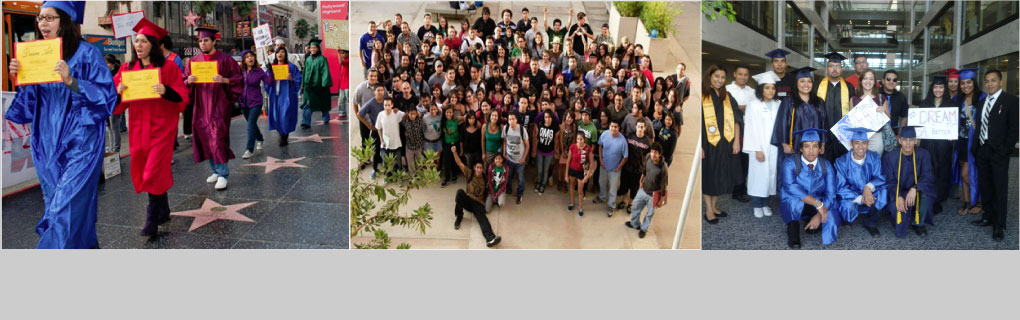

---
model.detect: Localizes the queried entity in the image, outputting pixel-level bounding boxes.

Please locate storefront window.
[784,2,810,56]
[964,52,1020,96]
[732,1,776,39]
[927,2,954,59]
[964,0,1019,42]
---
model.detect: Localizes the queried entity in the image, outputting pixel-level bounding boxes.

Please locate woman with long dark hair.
[238,50,271,158]
[700,64,742,223]
[266,47,302,146]
[6,1,117,248]
[112,18,189,237]
[917,76,959,214]
[953,68,986,215]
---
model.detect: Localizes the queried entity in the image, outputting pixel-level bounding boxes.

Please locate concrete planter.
[610,7,640,46]
[610,3,672,73]
[647,38,675,73]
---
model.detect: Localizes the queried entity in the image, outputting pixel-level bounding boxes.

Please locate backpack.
[794,156,827,177]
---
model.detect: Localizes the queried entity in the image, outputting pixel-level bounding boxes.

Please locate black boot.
[787,221,801,249]
[280,134,289,146]
[155,193,171,225]
[140,203,158,237]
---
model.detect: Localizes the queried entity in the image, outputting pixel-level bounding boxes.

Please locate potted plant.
[611,2,681,72]
[610,1,643,46]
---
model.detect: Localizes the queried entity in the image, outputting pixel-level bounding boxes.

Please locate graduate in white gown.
[742,71,782,218]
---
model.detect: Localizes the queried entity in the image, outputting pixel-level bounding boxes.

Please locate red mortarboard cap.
[133,18,168,41]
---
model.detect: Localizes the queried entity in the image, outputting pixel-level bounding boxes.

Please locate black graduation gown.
[702,90,742,196]
[815,80,856,162]
[882,147,936,237]
[916,98,958,203]
[770,93,827,189]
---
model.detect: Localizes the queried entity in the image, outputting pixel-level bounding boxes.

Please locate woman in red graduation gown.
[113,18,189,237]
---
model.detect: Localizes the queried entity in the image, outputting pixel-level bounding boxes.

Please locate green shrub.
[639,2,680,38]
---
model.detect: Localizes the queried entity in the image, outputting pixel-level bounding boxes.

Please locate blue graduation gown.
[4,41,117,249]
[882,147,936,237]
[771,95,827,188]
[779,155,839,245]
[266,63,302,135]
[835,151,887,223]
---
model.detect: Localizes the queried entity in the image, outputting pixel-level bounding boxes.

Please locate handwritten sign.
[120,69,161,102]
[907,107,959,140]
[190,61,219,83]
[830,98,890,150]
[253,23,273,48]
[112,11,145,39]
[272,64,290,80]
[15,38,63,85]
[322,19,348,50]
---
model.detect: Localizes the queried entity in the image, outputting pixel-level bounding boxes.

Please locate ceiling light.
[725,59,740,62]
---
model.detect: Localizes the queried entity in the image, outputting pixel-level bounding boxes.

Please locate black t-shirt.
[567,23,592,56]
[882,89,909,127]
[393,93,419,112]
[537,123,558,154]
[517,19,532,33]
[417,25,439,42]
[473,17,496,39]
[463,127,483,153]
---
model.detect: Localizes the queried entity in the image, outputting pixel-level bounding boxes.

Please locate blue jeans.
[243,106,264,152]
[209,161,229,178]
[751,196,769,209]
[630,189,656,232]
[598,166,621,209]
[536,154,554,187]
[302,105,331,125]
[507,159,526,197]
[337,89,349,117]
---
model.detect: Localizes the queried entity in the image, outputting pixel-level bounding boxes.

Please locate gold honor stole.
[816,77,850,117]
[703,94,734,146]
[895,150,920,225]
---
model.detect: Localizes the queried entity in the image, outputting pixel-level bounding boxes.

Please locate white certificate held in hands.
[830,98,890,151]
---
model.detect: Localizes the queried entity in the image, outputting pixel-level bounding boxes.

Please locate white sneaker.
[255,141,263,150]
[242,150,254,159]
[215,177,228,190]
[206,174,219,183]
[754,207,764,218]
[762,207,773,217]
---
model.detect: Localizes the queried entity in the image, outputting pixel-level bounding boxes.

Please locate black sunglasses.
[886,78,899,82]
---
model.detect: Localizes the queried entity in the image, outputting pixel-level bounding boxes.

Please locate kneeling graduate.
[780,128,839,249]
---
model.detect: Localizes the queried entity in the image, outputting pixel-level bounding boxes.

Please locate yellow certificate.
[121,68,161,102]
[190,61,218,83]
[15,38,63,85]
[272,64,289,80]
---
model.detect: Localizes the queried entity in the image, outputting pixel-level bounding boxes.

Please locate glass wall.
[911,34,924,68]
[927,2,954,59]
[964,0,1019,42]
[732,0,776,39]
[812,31,826,68]
[964,52,1020,96]
[785,2,810,56]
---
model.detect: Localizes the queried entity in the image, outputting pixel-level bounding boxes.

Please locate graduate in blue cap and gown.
[184,27,243,190]
[835,127,887,237]
[771,67,827,189]
[951,68,984,215]
[916,76,958,214]
[265,46,302,144]
[882,126,936,237]
[764,49,796,99]
[779,128,839,249]
[5,1,117,248]
[814,52,856,162]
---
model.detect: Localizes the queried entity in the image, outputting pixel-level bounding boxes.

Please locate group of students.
[703,48,1018,248]
[355,7,681,247]
[4,1,337,248]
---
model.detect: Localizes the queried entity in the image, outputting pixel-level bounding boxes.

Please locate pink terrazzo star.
[289,134,336,143]
[171,199,256,231]
[314,119,342,125]
[244,156,308,173]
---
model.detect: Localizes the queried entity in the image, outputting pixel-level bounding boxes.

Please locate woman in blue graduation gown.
[265,47,302,145]
[882,126,936,238]
[4,1,117,249]
[951,68,985,215]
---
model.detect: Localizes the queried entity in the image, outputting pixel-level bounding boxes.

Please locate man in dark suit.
[970,69,1018,241]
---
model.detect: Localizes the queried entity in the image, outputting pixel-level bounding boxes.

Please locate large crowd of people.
[355,6,685,247]
[703,48,1018,248]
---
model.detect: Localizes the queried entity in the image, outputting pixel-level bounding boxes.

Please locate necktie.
[808,163,815,172]
[981,96,995,143]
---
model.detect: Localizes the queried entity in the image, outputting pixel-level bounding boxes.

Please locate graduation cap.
[932,76,947,86]
[847,127,875,141]
[764,49,791,60]
[42,1,85,24]
[894,125,920,138]
[955,68,979,81]
[794,128,827,145]
[942,68,960,80]
[195,27,219,40]
[793,67,816,80]
[823,51,847,63]
[239,49,256,58]
[133,18,168,41]
[308,37,322,47]
[751,71,780,85]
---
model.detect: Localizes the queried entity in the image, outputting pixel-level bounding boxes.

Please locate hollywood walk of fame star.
[244,156,308,173]
[171,199,256,232]
[289,134,336,143]
[314,119,342,125]
[184,11,200,27]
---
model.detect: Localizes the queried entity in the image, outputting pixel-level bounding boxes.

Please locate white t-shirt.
[375,110,405,150]
[725,81,756,108]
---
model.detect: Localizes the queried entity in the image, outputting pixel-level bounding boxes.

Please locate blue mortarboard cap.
[955,68,979,81]
[894,125,920,138]
[847,127,875,141]
[823,51,847,63]
[42,1,85,24]
[794,128,827,144]
[793,67,816,80]
[765,49,791,59]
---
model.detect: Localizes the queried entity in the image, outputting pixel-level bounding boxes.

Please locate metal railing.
[671,131,701,250]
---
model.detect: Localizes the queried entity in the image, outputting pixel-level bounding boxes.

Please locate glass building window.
[964,52,1020,96]
[964,0,1019,42]
[731,0,776,39]
[812,31,826,68]
[911,34,924,68]
[785,2,810,56]
[927,2,954,59]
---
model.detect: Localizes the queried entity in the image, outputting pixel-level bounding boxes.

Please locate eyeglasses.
[36,15,60,22]
[885,78,899,82]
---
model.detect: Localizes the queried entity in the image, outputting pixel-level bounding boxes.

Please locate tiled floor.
[2,114,350,249]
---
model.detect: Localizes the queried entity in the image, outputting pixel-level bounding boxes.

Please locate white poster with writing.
[830,98,890,151]
[907,107,959,140]
[253,24,273,48]
[112,11,145,39]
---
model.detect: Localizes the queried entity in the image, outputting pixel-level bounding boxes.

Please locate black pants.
[732,150,749,196]
[920,140,954,202]
[183,104,194,135]
[455,190,496,241]
[442,141,458,182]
[975,146,1009,228]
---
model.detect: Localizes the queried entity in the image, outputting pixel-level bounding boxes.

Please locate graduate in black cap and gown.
[764,49,796,100]
[814,52,856,162]
[916,76,958,214]
[771,67,827,188]
[701,64,741,224]
[882,126,935,238]
[835,127,887,237]
[779,128,839,248]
